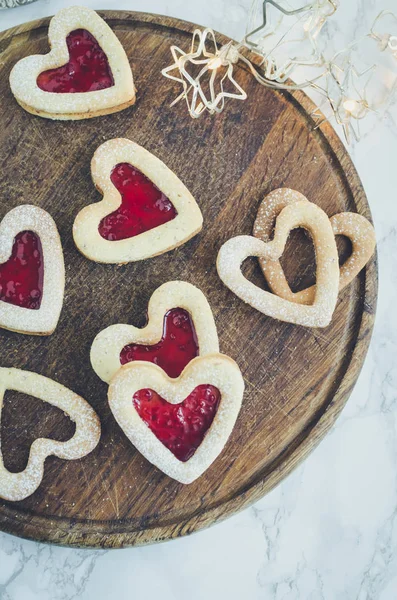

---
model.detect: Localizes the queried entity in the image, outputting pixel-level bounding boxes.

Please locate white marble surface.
[0,1,396,598]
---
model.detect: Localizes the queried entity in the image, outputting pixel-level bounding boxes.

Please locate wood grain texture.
[0,11,377,548]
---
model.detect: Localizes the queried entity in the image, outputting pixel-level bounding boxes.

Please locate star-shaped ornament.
[311,47,377,143]
[244,0,338,82]
[162,28,247,118]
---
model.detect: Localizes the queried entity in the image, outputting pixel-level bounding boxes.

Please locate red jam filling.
[120,308,199,378]
[37,29,114,93]
[98,163,177,241]
[0,231,44,310]
[133,384,221,462]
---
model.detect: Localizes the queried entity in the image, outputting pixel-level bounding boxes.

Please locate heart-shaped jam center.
[1,390,76,473]
[98,163,177,241]
[133,384,221,462]
[120,308,198,378]
[0,231,44,310]
[37,29,114,93]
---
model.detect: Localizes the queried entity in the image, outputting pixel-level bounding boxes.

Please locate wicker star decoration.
[161,28,247,118]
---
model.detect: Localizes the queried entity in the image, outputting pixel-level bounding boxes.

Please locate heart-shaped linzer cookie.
[91,281,219,383]
[253,188,376,305]
[0,205,65,335]
[0,368,101,501]
[73,139,203,263]
[217,201,340,327]
[108,354,244,484]
[9,6,135,120]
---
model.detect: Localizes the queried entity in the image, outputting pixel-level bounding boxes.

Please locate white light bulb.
[343,99,358,113]
[208,56,222,70]
[389,35,397,52]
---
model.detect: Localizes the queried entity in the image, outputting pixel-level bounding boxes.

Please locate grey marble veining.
[0,2,37,9]
[0,1,396,599]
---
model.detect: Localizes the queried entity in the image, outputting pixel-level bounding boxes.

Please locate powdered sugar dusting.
[253,188,309,242]
[0,205,64,335]
[0,368,101,502]
[108,354,244,484]
[91,280,219,383]
[9,6,135,119]
[330,212,376,288]
[73,139,203,263]
[217,201,340,328]
[253,188,376,305]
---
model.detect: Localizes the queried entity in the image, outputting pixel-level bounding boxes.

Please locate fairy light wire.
[161,3,396,143]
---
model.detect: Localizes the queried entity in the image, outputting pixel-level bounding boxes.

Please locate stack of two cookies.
[217,188,376,328]
[92,280,244,484]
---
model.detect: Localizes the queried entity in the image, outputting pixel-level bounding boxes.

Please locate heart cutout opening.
[241,256,271,291]
[253,190,375,307]
[1,390,76,473]
[279,228,317,294]
[336,234,353,268]
[133,384,221,462]
[241,228,318,295]
[261,224,357,306]
[120,307,199,378]
[278,232,352,294]
[98,162,177,241]
[37,29,114,94]
[217,201,340,327]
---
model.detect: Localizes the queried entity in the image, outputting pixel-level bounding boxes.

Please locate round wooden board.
[0,11,377,548]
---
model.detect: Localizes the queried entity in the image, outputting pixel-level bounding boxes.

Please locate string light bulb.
[208,56,223,70]
[389,36,397,54]
[370,11,397,58]
[343,99,358,113]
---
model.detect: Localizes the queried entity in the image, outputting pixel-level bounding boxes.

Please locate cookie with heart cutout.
[0,205,65,335]
[0,367,101,502]
[253,188,376,305]
[73,138,203,263]
[108,353,244,484]
[217,201,340,328]
[91,280,219,384]
[9,6,135,120]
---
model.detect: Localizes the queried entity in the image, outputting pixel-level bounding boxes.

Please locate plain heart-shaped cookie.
[253,188,376,304]
[73,139,203,263]
[217,201,340,327]
[0,205,65,335]
[108,354,244,484]
[0,368,101,501]
[9,6,135,120]
[91,281,219,383]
